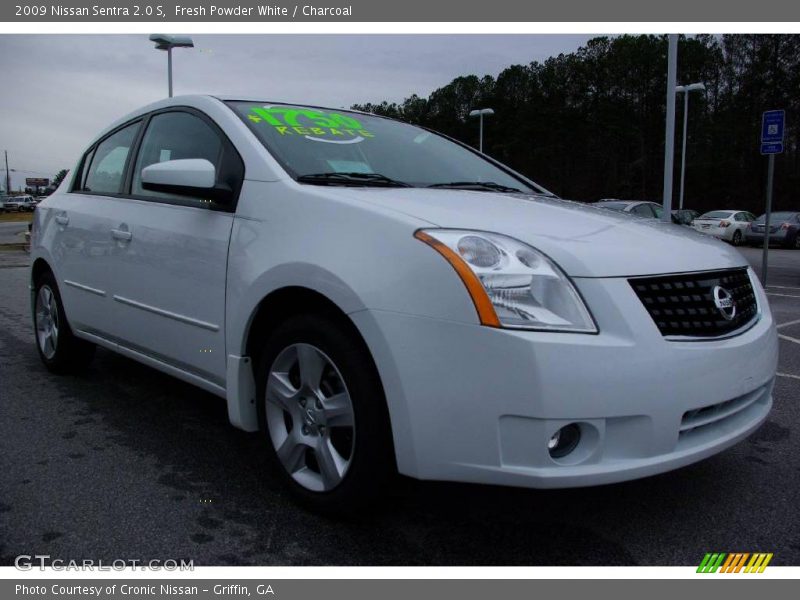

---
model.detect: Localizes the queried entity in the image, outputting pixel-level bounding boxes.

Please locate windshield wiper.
[427,181,526,193]
[296,172,412,188]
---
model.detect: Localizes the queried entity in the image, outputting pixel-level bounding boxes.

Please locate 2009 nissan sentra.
[30,95,778,512]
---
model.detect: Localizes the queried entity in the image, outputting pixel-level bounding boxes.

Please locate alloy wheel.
[265,343,356,492]
[35,285,59,359]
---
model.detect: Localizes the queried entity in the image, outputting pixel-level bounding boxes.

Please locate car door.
[50,120,142,337]
[101,108,244,387]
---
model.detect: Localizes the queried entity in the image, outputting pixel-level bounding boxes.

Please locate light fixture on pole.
[469,108,495,153]
[675,82,705,210]
[149,34,194,98]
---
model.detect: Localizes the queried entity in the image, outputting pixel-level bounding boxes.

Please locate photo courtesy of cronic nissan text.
[0,0,799,593]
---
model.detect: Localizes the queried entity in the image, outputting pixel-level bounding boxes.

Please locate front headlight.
[415,229,597,333]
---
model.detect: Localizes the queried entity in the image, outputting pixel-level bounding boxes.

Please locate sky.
[0,34,593,190]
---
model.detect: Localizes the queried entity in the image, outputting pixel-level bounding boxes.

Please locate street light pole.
[167,46,173,98]
[678,90,689,209]
[149,34,194,98]
[675,82,705,210]
[469,108,495,153]
[661,35,678,222]
[479,113,484,152]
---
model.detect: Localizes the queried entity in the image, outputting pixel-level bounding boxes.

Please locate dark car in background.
[745,212,800,249]
[672,209,700,226]
[594,200,667,219]
[594,199,687,224]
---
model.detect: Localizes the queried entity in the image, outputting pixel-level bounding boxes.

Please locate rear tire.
[255,312,395,514]
[732,230,742,246]
[33,270,95,374]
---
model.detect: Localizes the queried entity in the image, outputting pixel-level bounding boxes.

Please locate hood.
[325,187,749,278]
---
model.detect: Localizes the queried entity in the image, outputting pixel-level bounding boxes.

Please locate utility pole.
[4,151,10,195]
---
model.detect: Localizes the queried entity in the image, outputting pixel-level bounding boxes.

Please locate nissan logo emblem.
[712,286,737,321]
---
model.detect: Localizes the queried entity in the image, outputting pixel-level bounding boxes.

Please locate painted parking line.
[777,318,800,329]
[778,333,800,345]
[768,285,800,291]
[766,293,800,299]
[777,372,800,381]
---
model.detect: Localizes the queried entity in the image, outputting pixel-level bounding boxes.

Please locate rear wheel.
[33,271,95,374]
[732,230,742,246]
[256,313,394,513]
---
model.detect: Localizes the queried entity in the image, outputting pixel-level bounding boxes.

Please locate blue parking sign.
[761,110,785,143]
[761,142,783,155]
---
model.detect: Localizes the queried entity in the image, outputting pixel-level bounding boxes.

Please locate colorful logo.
[247,106,375,144]
[697,552,773,573]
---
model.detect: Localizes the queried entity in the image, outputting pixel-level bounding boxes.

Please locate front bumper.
[352,273,778,489]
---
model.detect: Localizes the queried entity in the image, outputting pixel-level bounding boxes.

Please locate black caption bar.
[3,0,800,21]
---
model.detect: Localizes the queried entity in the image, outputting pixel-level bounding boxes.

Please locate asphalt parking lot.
[1,245,798,567]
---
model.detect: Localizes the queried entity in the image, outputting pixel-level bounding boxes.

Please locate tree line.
[353,35,799,215]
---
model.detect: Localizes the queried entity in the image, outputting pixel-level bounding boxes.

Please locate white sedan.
[30,96,777,511]
[692,210,756,246]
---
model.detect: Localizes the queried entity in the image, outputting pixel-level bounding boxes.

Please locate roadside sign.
[761,110,784,142]
[760,142,783,155]
[760,110,785,155]
[760,109,785,286]
[25,177,49,187]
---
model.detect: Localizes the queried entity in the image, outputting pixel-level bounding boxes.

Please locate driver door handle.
[111,228,132,241]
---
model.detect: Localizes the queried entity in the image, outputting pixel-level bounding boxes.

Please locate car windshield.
[754,212,796,223]
[698,211,733,220]
[228,101,545,194]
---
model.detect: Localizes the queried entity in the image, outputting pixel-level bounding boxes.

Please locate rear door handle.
[55,214,69,226]
[111,228,132,241]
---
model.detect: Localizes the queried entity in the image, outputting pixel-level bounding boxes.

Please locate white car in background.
[30,96,778,512]
[3,194,37,212]
[692,210,756,246]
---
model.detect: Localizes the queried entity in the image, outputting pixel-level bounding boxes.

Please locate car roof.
[104,95,371,131]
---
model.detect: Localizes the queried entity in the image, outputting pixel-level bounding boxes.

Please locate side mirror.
[140,159,233,204]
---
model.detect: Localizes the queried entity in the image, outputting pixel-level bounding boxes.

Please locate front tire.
[33,271,95,374]
[255,313,395,513]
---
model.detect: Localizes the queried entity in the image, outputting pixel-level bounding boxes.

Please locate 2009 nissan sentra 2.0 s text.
[30,96,778,512]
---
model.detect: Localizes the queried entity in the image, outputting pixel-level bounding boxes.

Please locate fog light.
[548,424,581,459]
